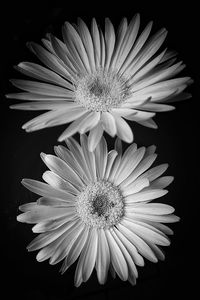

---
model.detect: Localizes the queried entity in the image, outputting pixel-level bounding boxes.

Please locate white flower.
[17,135,179,286]
[7,16,191,150]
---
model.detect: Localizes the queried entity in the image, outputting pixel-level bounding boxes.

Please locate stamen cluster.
[74,69,130,112]
[75,180,125,228]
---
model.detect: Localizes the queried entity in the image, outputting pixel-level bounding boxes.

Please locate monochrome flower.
[7,15,191,150]
[17,135,179,286]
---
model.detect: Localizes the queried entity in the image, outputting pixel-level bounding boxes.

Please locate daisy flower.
[17,135,179,286]
[7,15,192,151]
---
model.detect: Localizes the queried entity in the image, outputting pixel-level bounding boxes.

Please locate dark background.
[0,1,198,299]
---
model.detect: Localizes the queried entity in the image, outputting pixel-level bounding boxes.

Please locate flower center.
[74,69,130,112]
[75,180,125,228]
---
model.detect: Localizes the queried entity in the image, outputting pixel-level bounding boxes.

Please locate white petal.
[104,150,118,180]
[37,196,74,207]
[109,17,128,70]
[101,112,117,137]
[49,221,83,265]
[104,18,116,69]
[128,28,167,79]
[140,163,169,182]
[42,171,79,195]
[122,178,149,196]
[10,79,73,97]
[6,92,72,101]
[62,22,91,74]
[112,228,138,282]
[16,62,73,89]
[27,42,74,81]
[121,154,157,187]
[88,123,104,152]
[32,215,72,233]
[95,136,108,179]
[122,20,153,76]
[91,18,101,68]
[142,221,174,235]
[19,202,37,212]
[125,212,180,223]
[10,101,73,111]
[80,134,97,181]
[22,106,86,132]
[117,223,158,262]
[137,118,158,129]
[123,110,155,122]
[79,112,100,134]
[105,230,128,281]
[113,115,133,143]
[27,219,78,251]
[125,188,168,203]
[82,228,98,282]
[132,50,166,82]
[137,103,175,112]
[74,228,97,286]
[21,179,76,202]
[144,145,157,157]
[114,137,122,155]
[57,112,89,141]
[114,143,141,185]
[61,226,89,273]
[41,153,84,189]
[66,137,92,182]
[107,154,121,183]
[54,145,89,184]
[118,147,146,186]
[122,219,170,246]
[77,18,96,72]
[17,205,75,224]
[115,14,140,73]
[96,229,110,284]
[99,29,106,68]
[114,227,144,266]
[49,35,80,80]
[150,176,174,189]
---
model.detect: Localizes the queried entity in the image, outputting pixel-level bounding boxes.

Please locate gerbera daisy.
[7,15,192,150]
[17,135,179,286]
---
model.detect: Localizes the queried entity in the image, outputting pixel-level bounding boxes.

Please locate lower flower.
[17,135,179,286]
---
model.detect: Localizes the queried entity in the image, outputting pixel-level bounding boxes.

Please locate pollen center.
[74,69,130,112]
[75,180,125,228]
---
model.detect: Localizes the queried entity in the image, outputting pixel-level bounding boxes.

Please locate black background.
[0,1,198,299]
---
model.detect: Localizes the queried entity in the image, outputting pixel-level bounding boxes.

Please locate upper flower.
[17,135,179,286]
[7,15,192,150]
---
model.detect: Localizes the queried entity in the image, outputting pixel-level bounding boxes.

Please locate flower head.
[7,15,192,150]
[17,135,179,286]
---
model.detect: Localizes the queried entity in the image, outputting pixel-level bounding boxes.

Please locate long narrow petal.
[16,62,73,90]
[112,228,138,285]
[58,112,89,141]
[88,123,104,152]
[21,179,76,201]
[101,112,117,137]
[96,229,110,284]
[113,115,133,143]
[125,189,168,203]
[42,171,79,195]
[104,18,115,69]
[40,153,84,189]
[79,112,100,134]
[105,230,128,281]
[117,223,158,262]
[61,226,89,273]
[95,136,108,179]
